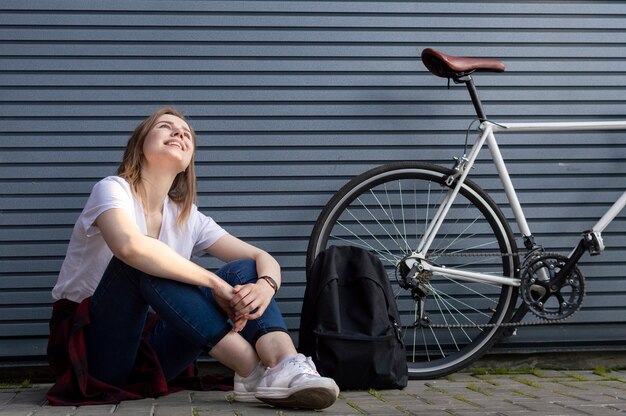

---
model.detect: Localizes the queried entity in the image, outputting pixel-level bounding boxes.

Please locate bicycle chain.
[422,315,570,330]
[414,251,578,330]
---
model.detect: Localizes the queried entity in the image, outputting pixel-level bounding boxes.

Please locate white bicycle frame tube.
[594,190,626,233]
[419,119,626,288]
[416,124,491,254]
[491,120,626,235]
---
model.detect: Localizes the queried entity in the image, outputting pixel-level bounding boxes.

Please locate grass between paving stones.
[568,373,589,381]
[479,366,626,402]
[593,366,625,382]
[471,367,545,377]
[510,376,542,388]
[465,382,493,395]
[552,389,586,400]
[558,381,588,390]
[453,394,481,407]
[346,401,367,414]
[367,388,388,402]
[425,384,448,394]
[0,379,32,389]
[394,404,413,415]
[510,389,539,398]
[403,391,434,405]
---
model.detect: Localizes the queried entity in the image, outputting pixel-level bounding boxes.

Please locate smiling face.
[142,114,195,174]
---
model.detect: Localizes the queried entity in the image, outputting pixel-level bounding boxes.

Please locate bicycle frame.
[417,119,626,288]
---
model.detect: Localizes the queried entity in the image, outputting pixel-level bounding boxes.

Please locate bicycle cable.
[463,118,510,155]
[463,119,479,155]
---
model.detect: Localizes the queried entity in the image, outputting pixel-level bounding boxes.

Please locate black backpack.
[299,245,408,390]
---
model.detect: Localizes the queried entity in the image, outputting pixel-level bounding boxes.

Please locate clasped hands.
[212,280,275,332]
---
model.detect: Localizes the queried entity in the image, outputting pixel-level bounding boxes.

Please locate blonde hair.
[117,107,197,226]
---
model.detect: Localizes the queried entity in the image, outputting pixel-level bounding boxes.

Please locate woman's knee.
[216,258,258,285]
[139,276,233,348]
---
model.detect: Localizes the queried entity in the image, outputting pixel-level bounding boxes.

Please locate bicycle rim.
[306,162,519,379]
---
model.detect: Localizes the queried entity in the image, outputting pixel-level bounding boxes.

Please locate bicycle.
[306,48,626,379]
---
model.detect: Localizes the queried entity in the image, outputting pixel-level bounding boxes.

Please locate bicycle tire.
[306,162,520,379]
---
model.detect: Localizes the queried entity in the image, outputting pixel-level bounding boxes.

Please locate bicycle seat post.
[459,76,487,122]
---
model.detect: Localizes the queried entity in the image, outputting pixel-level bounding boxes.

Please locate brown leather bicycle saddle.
[421,48,505,79]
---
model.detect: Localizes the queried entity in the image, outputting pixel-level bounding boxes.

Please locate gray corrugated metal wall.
[1,1,625,361]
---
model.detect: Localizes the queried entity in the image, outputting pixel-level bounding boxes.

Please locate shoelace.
[289,356,319,376]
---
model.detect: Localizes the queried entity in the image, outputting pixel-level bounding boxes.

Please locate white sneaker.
[255,354,340,409]
[233,362,266,403]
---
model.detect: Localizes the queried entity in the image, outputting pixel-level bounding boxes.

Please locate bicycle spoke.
[367,188,412,253]
[428,284,492,321]
[430,289,462,350]
[330,223,397,264]
[439,275,502,304]
[432,216,481,255]
[398,181,410,252]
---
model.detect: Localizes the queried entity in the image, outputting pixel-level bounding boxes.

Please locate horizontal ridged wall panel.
[1,1,625,359]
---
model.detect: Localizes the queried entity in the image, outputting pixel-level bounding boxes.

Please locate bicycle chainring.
[520,253,585,320]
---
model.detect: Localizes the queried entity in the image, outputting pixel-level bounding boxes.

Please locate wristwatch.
[258,275,279,293]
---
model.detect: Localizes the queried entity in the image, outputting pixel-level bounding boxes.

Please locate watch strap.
[258,275,278,293]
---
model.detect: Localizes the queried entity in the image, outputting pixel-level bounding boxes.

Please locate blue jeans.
[83,257,288,387]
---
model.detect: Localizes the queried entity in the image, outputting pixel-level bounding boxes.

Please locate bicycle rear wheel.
[306,162,520,379]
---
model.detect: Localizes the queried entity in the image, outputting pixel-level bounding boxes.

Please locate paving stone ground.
[1,370,626,415]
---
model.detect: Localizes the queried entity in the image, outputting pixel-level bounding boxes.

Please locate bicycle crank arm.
[502,303,530,337]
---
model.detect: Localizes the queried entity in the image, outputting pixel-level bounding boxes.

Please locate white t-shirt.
[52,176,227,303]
